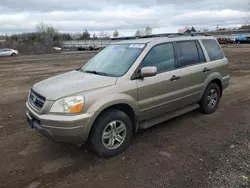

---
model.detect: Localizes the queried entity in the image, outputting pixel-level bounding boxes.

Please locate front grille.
[29,89,46,110]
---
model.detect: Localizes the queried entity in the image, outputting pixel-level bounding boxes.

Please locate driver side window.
[140,43,176,73]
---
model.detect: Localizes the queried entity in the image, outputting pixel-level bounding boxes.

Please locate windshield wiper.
[84,70,98,74]
[84,70,116,77]
[75,67,82,71]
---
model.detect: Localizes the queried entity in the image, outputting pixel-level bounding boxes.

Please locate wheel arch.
[87,102,139,140]
[202,73,223,98]
[210,79,222,97]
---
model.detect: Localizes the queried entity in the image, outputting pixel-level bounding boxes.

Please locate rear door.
[175,40,207,107]
[136,42,184,121]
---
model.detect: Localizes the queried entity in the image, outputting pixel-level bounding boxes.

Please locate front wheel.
[89,109,132,157]
[200,83,221,114]
[11,53,16,56]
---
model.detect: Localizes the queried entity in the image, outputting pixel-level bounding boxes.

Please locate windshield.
[82,44,145,77]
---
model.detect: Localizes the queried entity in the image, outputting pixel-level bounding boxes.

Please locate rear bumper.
[222,75,230,90]
[26,102,93,143]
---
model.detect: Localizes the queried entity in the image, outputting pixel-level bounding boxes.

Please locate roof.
[115,38,155,44]
[115,35,215,45]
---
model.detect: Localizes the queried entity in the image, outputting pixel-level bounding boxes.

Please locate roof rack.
[111,36,136,41]
[139,32,210,39]
[111,32,210,41]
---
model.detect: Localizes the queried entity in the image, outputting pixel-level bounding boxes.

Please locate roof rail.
[110,32,211,41]
[139,32,210,39]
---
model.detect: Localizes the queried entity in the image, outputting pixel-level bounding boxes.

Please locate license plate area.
[26,112,34,129]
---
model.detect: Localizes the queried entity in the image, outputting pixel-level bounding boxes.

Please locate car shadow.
[31,109,204,186]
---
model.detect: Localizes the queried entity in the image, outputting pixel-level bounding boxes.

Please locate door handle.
[170,75,181,81]
[203,67,211,73]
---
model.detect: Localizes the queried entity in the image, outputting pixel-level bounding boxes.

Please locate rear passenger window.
[176,41,204,67]
[140,43,176,73]
[202,39,224,61]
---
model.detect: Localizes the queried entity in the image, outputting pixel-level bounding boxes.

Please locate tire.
[200,83,221,114]
[11,53,16,56]
[89,109,133,157]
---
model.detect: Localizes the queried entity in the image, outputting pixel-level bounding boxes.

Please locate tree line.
[113,26,153,37]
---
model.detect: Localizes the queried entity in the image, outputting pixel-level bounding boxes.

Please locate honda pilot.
[26,36,230,157]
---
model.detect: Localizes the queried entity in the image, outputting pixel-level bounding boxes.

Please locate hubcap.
[207,89,218,108]
[102,120,127,150]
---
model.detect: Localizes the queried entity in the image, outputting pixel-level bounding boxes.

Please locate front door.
[136,42,183,121]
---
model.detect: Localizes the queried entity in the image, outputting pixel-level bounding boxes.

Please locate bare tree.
[2,22,76,54]
[113,30,119,37]
[191,27,196,32]
[144,26,152,35]
[35,22,61,53]
[92,33,96,39]
[36,22,58,36]
[105,32,110,38]
[203,28,209,32]
[135,30,143,37]
[80,29,90,39]
[135,27,153,37]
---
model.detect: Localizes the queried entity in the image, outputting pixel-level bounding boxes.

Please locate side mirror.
[140,66,157,78]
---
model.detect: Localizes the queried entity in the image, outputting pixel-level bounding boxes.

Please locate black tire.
[11,53,16,56]
[89,109,133,157]
[200,83,221,114]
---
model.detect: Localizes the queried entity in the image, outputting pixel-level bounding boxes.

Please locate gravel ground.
[0,45,250,188]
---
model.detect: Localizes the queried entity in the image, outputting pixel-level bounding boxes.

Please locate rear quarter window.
[202,39,224,61]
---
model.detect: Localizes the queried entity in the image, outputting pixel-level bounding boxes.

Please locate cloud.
[0,0,248,35]
[0,8,167,32]
[0,0,103,12]
[172,9,247,27]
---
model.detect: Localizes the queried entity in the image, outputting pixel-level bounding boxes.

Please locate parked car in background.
[77,46,88,51]
[217,38,234,44]
[53,46,62,51]
[77,45,100,51]
[0,48,19,56]
[89,45,99,51]
[26,35,230,157]
[235,36,250,44]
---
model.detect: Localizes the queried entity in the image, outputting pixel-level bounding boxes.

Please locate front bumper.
[26,102,93,143]
[222,75,231,90]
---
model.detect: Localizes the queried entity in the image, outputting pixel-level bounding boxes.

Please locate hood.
[33,70,117,100]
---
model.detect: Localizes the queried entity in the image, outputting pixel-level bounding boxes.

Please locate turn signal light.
[70,104,84,113]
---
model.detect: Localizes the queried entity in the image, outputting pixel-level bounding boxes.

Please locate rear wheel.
[200,83,221,114]
[89,109,132,157]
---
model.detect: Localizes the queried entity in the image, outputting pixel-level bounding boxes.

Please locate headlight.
[50,96,84,113]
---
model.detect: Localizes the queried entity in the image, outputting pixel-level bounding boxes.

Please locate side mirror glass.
[140,66,157,78]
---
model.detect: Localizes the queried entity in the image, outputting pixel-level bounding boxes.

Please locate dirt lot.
[1,46,250,188]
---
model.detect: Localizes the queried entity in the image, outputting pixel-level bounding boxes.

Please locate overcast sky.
[0,0,249,36]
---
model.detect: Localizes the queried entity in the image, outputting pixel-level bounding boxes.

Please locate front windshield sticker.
[129,44,145,48]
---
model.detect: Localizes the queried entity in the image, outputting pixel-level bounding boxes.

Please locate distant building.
[178,29,185,33]
[240,25,250,30]
[178,28,192,34]
[184,29,192,34]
